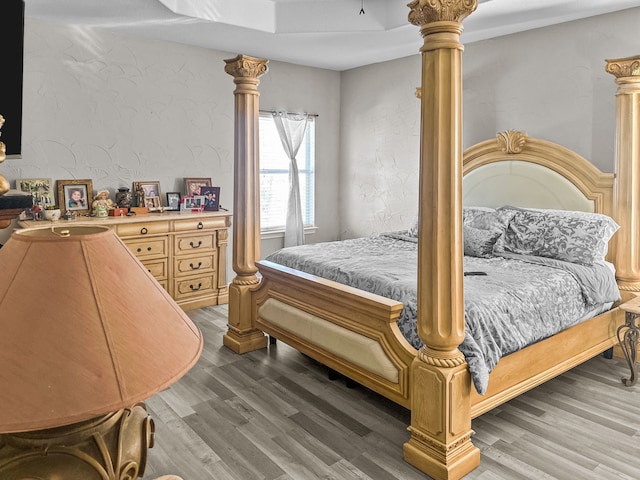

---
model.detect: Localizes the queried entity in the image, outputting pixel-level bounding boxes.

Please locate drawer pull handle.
[189,240,202,249]
[147,247,152,252]
[189,262,203,270]
[197,222,204,230]
[140,227,148,235]
[189,283,203,291]
[137,248,142,253]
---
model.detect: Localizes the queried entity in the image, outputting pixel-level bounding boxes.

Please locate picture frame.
[180,195,204,212]
[133,181,162,207]
[144,195,161,210]
[16,178,54,207]
[201,186,220,211]
[57,179,93,215]
[184,177,211,197]
[166,192,181,211]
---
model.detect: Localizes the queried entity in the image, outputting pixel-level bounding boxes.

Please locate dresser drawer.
[173,274,216,300]
[123,236,168,260]
[142,258,168,279]
[117,221,170,237]
[174,253,216,278]
[174,216,228,232]
[156,279,169,292]
[174,233,215,255]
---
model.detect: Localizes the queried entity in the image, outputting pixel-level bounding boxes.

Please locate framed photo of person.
[166,192,181,211]
[184,177,211,196]
[133,181,162,207]
[180,195,204,211]
[144,195,161,211]
[57,179,93,215]
[201,186,220,211]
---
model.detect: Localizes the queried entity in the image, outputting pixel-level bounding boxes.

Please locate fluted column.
[223,55,269,353]
[606,56,640,296]
[403,2,480,479]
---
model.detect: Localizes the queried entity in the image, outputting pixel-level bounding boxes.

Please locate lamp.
[0,225,203,479]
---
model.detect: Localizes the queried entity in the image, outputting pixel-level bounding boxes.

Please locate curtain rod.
[260,110,319,117]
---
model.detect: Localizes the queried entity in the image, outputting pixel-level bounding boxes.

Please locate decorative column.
[403,2,480,480]
[606,55,640,297]
[223,55,269,353]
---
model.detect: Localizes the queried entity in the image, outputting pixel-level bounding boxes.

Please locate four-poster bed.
[223,1,640,478]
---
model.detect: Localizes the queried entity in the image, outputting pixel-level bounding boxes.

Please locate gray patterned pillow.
[410,208,506,239]
[463,225,502,258]
[463,206,514,232]
[498,207,619,265]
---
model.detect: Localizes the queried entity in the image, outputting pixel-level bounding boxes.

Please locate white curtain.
[272,111,309,247]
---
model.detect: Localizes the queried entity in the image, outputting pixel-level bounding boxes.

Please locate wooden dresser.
[19,211,232,311]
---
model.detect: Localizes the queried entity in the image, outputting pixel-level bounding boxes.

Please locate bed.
[221,2,640,478]
[246,132,624,412]
[263,209,621,396]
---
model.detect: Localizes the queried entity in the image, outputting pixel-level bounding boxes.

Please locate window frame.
[258,113,316,235]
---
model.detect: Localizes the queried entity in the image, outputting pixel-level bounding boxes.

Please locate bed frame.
[222,2,640,478]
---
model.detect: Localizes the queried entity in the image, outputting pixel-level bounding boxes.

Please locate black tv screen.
[0,0,25,157]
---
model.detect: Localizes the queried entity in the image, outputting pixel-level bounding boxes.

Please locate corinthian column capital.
[408,0,478,26]
[606,55,640,78]
[224,55,269,80]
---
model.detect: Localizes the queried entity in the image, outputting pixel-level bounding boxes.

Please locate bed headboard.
[462,130,614,216]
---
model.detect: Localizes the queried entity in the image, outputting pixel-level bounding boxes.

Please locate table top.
[18,209,232,229]
[620,295,640,315]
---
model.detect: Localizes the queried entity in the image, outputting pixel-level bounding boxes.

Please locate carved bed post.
[223,55,269,353]
[606,55,640,297]
[403,2,480,480]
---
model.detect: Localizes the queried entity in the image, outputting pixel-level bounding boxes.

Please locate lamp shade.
[0,226,203,433]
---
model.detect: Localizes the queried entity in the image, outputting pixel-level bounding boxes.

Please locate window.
[259,113,315,232]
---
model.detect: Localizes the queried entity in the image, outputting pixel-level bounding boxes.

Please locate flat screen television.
[0,0,25,158]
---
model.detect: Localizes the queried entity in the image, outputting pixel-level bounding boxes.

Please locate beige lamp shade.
[0,226,203,433]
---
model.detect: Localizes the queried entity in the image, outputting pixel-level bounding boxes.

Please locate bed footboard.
[471,306,625,417]
[253,260,417,407]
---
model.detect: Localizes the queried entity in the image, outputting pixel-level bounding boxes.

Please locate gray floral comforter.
[265,233,620,394]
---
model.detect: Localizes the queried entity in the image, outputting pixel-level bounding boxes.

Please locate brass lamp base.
[0,403,156,480]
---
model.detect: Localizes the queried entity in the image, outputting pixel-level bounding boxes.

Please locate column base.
[404,431,480,480]
[223,329,268,354]
[224,280,267,354]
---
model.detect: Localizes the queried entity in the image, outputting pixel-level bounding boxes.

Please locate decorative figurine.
[92,190,115,217]
[135,185,145,208]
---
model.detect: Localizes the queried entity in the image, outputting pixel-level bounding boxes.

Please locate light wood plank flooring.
[143,305,640,480]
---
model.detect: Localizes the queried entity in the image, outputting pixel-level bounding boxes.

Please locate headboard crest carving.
[496,129,528,154]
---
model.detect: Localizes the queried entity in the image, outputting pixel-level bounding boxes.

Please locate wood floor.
[142,305,640,480]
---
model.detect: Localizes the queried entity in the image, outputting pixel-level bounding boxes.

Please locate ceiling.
[25,0,640,71]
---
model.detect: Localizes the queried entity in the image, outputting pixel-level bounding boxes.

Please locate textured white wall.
[13,19,236,206]
[339,7,640,239]
[340,55,421,239]
[1,18,341,267]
